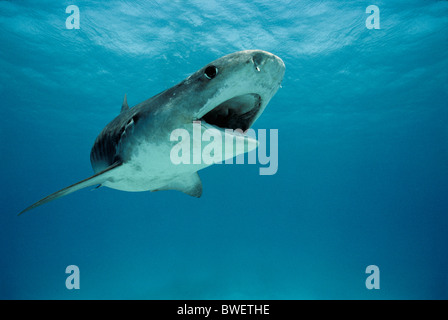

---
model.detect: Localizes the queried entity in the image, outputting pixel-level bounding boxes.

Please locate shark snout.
[252,50,284,66]
[250,50,285,79]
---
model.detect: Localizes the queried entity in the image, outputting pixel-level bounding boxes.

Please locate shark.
[19,50,285,215]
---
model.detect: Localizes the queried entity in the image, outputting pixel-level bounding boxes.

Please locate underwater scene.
[0,0,447,299]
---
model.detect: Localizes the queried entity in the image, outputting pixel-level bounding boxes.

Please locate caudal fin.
[18,162,122,215]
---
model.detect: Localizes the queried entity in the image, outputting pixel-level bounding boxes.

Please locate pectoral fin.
[153,172,202,198]
[18,162,122,215]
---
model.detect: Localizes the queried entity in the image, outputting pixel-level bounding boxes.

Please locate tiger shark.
[19,50,285,215]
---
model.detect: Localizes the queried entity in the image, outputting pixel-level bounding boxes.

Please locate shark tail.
[18,162,122,216]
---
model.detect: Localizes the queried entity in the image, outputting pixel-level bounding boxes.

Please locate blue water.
[1,0,447,299]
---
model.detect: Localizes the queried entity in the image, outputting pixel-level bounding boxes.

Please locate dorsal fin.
[121,94,129,113]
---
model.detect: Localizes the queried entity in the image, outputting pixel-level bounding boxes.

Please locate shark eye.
[204,65,218,80]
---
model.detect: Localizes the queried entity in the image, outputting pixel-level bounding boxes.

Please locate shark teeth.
[199,120,259,148]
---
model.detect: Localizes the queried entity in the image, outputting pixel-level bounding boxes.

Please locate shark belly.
[102,122,258,192]
[101,140,206,192]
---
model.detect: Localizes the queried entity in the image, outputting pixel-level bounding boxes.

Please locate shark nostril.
[252,53,265,67]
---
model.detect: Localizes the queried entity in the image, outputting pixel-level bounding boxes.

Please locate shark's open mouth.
[200,94,262,132]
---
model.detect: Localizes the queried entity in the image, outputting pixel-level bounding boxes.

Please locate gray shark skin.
[19,50,285,215]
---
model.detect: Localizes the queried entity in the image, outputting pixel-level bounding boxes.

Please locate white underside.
[102,122,258,192]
